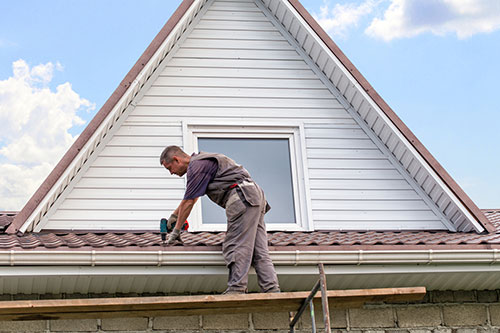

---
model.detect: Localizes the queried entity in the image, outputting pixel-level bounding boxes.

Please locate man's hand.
[167,213,178,231]
[166,228,182,245]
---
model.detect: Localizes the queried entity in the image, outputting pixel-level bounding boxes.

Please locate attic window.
[185,123,310,232]
[198,138,296,225]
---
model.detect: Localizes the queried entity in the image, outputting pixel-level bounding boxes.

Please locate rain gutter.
[1,249,499,266]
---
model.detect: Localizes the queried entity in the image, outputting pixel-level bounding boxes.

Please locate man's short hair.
[159,145,188,165]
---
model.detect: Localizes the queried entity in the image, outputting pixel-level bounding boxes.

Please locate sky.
[0,0,499,211]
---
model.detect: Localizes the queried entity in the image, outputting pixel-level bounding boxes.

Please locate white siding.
[43,0,445,231]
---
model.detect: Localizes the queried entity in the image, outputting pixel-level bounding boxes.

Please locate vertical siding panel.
[379,126,391,144]
[268,0,280,13]
[365,112,378,129]
[302,34,314,54]
[350,92,363,110]
[372,121,384,137]
[330,66,342,86]
[309,44,321,63]
[316,51,329,72]
[386,134,398,152]
[323,59,336,79]
[393,144,405,160]
[358,103,370,120]
[296,28,308,47]
[282,11,294,30]
[344,85,357,104]
[275,2,287,22]
[337,76,350,95]
[289,18,301,38]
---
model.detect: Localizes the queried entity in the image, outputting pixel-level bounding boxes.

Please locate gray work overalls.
[190,152,280,292]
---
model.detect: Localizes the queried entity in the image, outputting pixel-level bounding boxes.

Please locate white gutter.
[1,249,500,266]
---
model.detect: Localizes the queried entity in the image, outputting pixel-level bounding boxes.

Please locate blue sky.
[0,0,499,211]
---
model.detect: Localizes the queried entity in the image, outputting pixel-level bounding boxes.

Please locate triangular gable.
[7,0,494,234]
[273,0,494,233]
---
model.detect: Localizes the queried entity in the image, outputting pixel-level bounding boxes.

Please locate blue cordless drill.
[160,218,189,243]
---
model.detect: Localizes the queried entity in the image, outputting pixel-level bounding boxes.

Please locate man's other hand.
[167,228,182,245]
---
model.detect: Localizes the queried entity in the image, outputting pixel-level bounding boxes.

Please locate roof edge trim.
[6,0,196,235]
[286,0,494,233]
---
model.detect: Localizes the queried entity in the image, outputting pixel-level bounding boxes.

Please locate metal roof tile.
[0,210,499,250]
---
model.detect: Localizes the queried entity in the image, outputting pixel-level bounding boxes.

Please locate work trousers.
[222,184,279,292]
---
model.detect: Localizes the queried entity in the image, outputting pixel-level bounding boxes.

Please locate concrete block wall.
[1,290,500,332]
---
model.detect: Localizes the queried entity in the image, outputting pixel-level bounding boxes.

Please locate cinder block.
[408,330,432,333]
[153,315,200,330]
[202,313,248,330]
[64,293,89,299]
[115,293,139,298]
[300,307,347,329]
[489,304,500,326]
[477,328,500,333]
[396,306,441,328]
[453,291,476,302]
[50,319,98,332]
[477,290,498,303]
[407,291,430,304]
[100,317,149,331]
[39,294,63,300]
[349,307,395,328]
[443,305,487,327]
[12,294,38,300]
[0,320,46,332]
[431,291,454,303]
[432,328,452,333]
[253,311,289,330]
[88,293,114,299]
[453,329,478,333]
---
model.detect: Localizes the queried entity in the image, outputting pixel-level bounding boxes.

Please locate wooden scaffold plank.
[0,286,426,321]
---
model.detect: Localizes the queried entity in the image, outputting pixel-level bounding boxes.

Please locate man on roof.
[160,145,280,295]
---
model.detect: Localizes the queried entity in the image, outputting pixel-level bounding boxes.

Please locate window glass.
[198,138,296,224]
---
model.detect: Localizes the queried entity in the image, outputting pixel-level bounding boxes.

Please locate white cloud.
[313,0,383,37]
[0,59,94,211]
[366,0,500,41]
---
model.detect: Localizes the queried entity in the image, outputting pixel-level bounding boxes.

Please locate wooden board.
[0,287,425,321]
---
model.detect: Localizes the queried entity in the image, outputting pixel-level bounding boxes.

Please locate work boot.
[222,288,246,295]
[265,287,281,293]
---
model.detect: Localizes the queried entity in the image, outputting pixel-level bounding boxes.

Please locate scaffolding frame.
[289,263,331,332]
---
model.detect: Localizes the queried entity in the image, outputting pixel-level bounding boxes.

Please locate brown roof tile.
[483,210,500,229]
[0,210,499,250]
[0,212,16,228]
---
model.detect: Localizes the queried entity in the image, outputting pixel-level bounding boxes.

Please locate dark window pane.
[198,138,296,224]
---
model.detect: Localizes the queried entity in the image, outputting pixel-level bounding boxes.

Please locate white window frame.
[183,121,312,232]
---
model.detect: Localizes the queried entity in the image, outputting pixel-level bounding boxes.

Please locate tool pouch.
[238,181,261,206]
